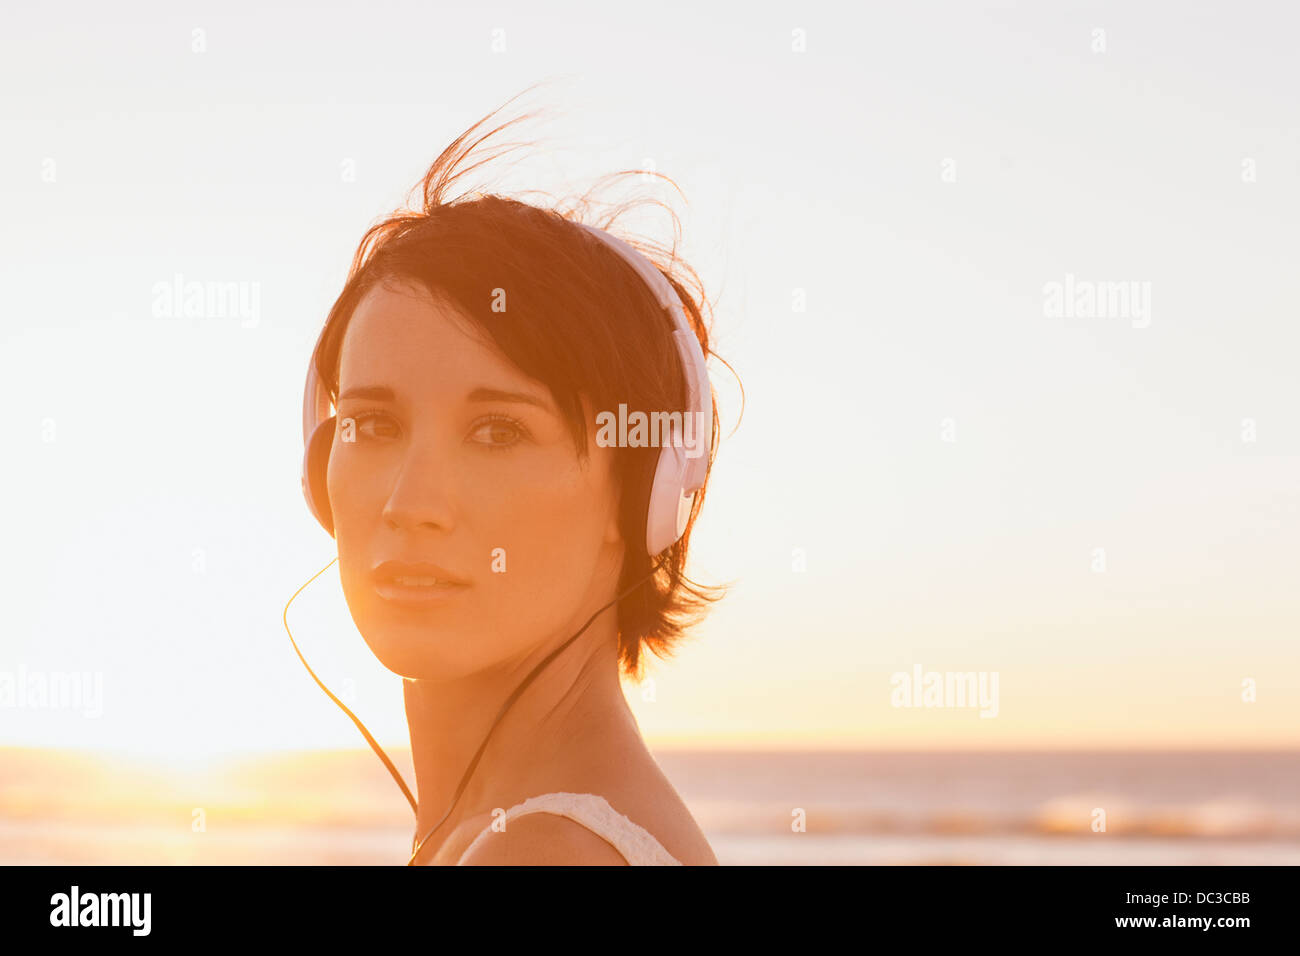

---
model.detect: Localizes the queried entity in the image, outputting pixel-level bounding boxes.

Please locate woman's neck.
[402,617,635,862]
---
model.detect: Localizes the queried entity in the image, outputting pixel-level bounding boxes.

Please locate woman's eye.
[340,413,523,448]
[469,417,525,450]
[351,414,400,441]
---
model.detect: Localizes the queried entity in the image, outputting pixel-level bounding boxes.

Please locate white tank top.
[455,791,683,865]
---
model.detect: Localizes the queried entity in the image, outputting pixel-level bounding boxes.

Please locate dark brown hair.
[311,95,739,680]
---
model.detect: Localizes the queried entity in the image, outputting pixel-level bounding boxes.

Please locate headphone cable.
[405,556,668,865]
[282,554,669,864]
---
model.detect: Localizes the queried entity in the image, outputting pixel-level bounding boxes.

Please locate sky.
[1,1,1297,759]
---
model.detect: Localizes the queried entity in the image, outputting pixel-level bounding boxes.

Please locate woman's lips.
[374,574,470,606]
[371,561,470,607]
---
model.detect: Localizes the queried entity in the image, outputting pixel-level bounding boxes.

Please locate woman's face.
[327,278,625,680]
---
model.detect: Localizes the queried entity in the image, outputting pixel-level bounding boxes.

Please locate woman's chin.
[366,644,455,680]
[354,619,481,681]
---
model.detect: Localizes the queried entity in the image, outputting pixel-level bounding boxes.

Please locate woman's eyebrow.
[466,386,552,412]
[338,386,395,402]
[336,384,552,411]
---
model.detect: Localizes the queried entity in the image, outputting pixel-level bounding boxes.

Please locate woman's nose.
[381,448,457,533]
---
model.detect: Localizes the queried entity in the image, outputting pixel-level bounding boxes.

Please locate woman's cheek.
[328,455,385,606]
[328,448,388,530]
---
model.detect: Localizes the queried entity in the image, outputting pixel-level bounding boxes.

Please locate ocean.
[1,748,1296,865]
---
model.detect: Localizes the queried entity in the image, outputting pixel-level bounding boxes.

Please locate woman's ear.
[584,392,626,549]
[604,505,623,547]
[604,466,629,550]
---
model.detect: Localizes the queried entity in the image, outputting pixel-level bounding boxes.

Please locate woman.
[294,103,734,865]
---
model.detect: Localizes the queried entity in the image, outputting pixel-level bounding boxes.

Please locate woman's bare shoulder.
[428,731,718,865]
[606,778,719,866]
[583,743,718,865]
[456,811,631,866]
[436,783,716,866]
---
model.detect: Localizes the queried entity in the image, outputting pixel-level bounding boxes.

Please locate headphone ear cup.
[302,416,336,536]
[645,445,691,556]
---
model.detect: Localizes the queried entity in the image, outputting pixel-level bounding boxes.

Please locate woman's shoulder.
[455,801,635,865]
[455,788,711,865]
[449,775,716,866]
[433,726,718,865]
[595,771,719,866]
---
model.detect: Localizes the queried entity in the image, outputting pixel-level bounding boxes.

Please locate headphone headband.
[574,223,713,500]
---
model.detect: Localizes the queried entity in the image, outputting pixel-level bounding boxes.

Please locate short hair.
[311,98,738,680]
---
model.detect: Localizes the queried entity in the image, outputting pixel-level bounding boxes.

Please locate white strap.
[456,791,682,865]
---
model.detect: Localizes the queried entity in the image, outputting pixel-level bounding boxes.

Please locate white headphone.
[300,221,712,556]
